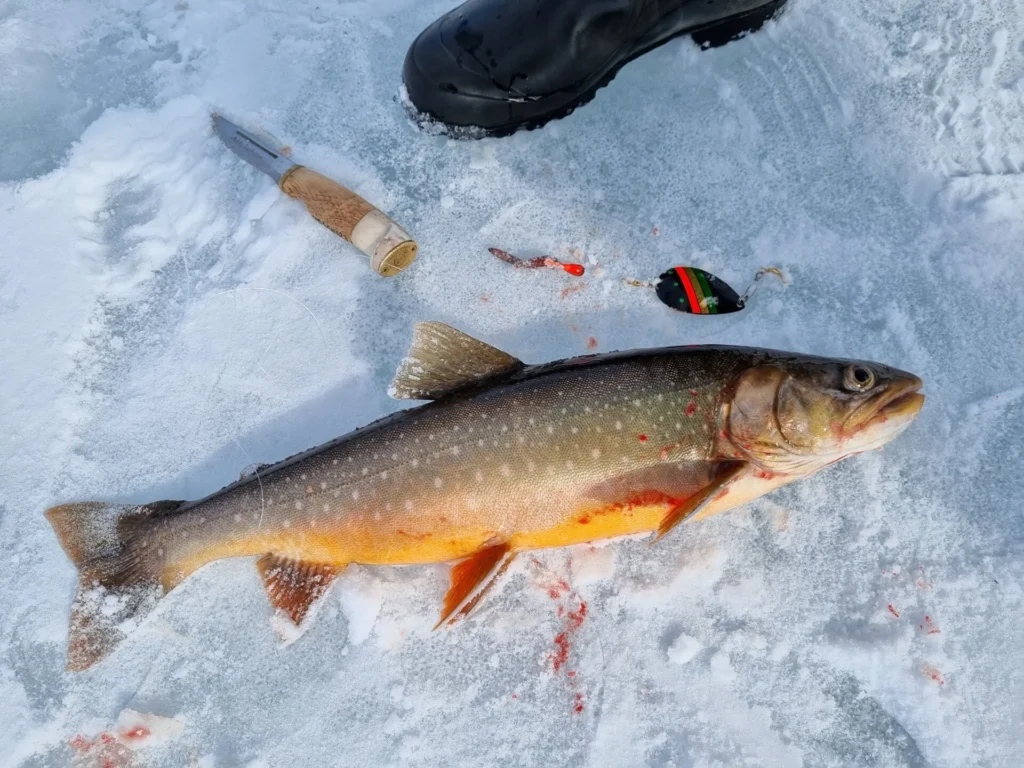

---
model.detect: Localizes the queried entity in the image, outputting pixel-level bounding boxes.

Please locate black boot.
[402,0,788,137]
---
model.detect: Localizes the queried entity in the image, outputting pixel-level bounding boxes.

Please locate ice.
[1,0,1023,765]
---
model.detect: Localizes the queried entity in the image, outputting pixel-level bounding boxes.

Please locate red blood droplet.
[637,434,648,443]
[574,692,585,713]
[122,726,151,741]
[69,735,92,751]
[551,632,571,672]
[685,402,697,416]
[652,227,660,236]
[512,693,519,699]
[586,336,598,349]
[888,604,901,618]
[563,263,585,277]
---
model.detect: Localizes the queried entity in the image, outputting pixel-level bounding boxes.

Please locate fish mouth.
[846,376,925,434]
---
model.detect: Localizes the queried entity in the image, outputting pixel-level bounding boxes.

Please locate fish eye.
[844,365,875,391]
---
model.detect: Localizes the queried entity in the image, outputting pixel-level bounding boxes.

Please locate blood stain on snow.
[561,283,585,299]
[919,615,941,634]
[587,336,598,349]
[915,566,934,590]
[921,664,945,686]
[888,604,901,618]
[573,692,585,714]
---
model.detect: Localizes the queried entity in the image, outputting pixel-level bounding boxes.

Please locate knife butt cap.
[352,211,418,277]
[375,239,419,277]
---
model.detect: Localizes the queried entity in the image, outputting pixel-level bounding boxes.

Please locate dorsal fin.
[256,554,344,626]
[389,322,524,400]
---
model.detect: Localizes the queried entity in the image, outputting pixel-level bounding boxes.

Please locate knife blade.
[213,114,418,277]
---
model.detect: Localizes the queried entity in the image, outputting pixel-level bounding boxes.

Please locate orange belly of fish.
[168,474,793,583]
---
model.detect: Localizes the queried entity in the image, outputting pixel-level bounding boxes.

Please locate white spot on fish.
[333,459,338,465]
[477,439,485,447]
[434,477,443,488]
[547,425,555,435]
[591,448,601,459]
[452,446,461,456]
[283,520,291,528]
[157,548,164,556]
[412,459,420,468]
[334,490,340,498]
[301,474,307,480]
[362,468,369,476]
[584,406,592,414]
[233,514,241,523]
[571,427,579,434]
[566,460,575,470]
[633,400,642,407]
[501,425,508,433]
[320,482,327,490]
[500,464,511,477]
[295,501,303,510]
[374,512,381,521]
[323,504,329,512]
[615,421,623,430]
[676,423,682,430]
[352,490,360,501]
[405,500,414,511]
[392,453,399,461]
[381,471,388,480]
[526,460,536,472]
[528,418,535,426]
[475,471,484,483]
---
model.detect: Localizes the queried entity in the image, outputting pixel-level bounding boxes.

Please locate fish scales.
[157,350,742,580]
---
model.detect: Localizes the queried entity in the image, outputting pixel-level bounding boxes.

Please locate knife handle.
[279,166,418,277]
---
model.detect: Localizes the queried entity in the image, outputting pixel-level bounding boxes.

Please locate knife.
[213,114,417,277]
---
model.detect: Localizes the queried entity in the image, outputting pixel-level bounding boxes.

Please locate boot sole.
[405,0,788,139]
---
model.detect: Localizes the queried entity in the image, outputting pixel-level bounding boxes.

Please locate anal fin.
[435,542,514,629]
[655,461,747,541]
[256,554,345,626]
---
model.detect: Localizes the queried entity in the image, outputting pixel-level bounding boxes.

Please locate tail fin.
[45,500,181,671]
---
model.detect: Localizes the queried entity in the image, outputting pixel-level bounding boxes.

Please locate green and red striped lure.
[655,267,745,315]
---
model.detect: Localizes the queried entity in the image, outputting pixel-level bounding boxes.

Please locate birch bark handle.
[278,166,418,277]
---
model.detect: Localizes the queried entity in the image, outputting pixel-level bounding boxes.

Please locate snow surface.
[1,0,1023,764]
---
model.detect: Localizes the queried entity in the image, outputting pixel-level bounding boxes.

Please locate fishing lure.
[488,247,585,277]
[625,267,786,315]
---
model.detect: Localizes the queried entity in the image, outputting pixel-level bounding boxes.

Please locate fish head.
[724,354,924,475]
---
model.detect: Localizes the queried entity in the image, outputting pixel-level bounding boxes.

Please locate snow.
[1,0,1023,764]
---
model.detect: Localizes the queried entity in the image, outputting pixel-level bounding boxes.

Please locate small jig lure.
[488,247,585,277]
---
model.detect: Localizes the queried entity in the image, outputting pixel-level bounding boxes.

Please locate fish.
[46,322,925,670]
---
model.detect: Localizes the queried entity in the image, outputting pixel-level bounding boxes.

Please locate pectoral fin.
[654,461,747,541]
[256,554,345,626]
[435,542,514,629]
